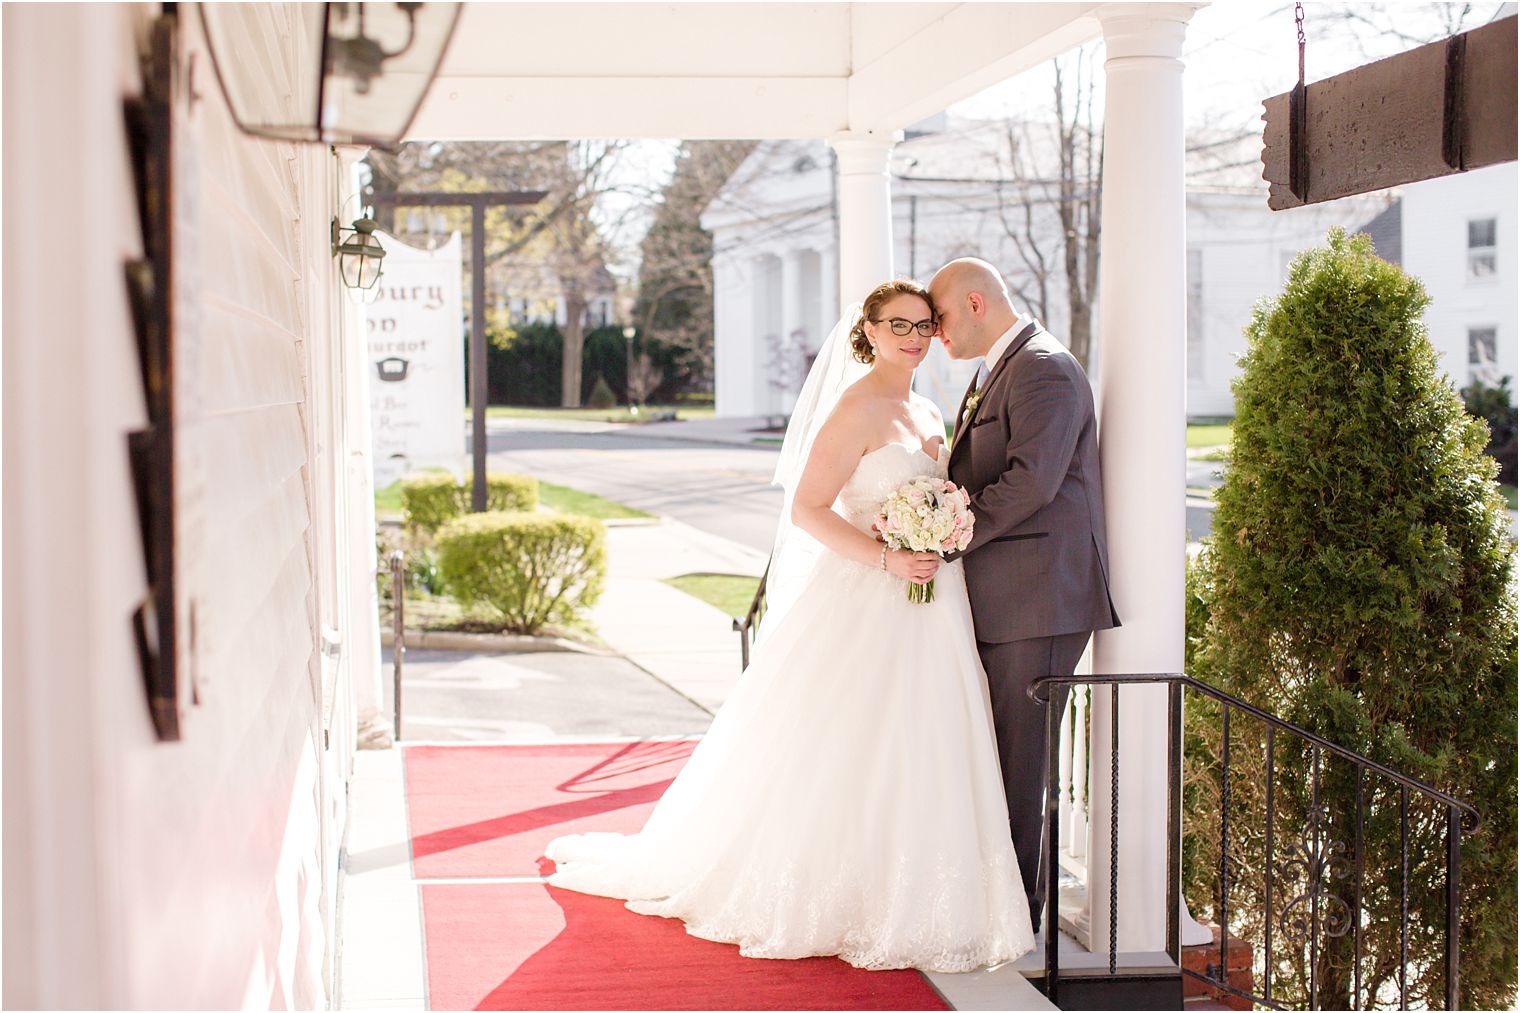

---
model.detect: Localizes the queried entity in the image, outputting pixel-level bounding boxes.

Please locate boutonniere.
[963,386,985,421]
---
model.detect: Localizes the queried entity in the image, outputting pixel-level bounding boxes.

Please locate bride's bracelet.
[879,544,888,571]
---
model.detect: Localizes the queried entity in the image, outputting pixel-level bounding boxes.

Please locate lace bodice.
[836,442,951,535]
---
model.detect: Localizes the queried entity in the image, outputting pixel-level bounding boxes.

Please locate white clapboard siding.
[7,5,361,1008]
[113,6,334,1010]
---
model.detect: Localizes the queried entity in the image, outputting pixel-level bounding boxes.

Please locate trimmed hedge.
[400,474,464,534]
[435,511,606,633]
[400,472,539,534]
[486,321,686,406]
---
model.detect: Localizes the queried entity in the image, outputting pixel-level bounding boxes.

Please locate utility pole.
[366,190,545,511]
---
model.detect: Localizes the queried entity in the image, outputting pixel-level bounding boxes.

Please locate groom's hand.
[885,549,941,584]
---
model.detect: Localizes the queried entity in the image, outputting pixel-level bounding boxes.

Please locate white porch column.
[1088,2,1211,954]
[336,144,393,748]
[828,131,896,308]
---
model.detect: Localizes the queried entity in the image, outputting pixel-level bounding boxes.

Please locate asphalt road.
[486,420,788,552]
[484,418,1219,553]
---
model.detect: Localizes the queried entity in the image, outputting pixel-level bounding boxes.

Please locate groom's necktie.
[974,360,990,391]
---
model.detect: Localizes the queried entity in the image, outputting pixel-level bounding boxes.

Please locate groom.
[930,258,1120,935]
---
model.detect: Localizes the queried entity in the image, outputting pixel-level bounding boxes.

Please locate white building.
[5,6,386,1007]
[1381,162,1518,393]
[703,126,1389,422]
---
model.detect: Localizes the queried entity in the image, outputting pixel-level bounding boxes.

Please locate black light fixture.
[199,3,462,147]
[332,215,386,291]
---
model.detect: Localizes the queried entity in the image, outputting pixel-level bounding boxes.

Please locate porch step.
[1015,950,1183,1011]
[923,962,1058,1011]
[921,929,1088,1011]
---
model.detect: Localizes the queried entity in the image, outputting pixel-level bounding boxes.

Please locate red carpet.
[405,742,949,1010]
[403,740,698,878]
[420,881,948,1010]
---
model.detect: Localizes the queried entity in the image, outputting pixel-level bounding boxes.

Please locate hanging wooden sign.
[1262,15,1517,209]
[124,8,206,740]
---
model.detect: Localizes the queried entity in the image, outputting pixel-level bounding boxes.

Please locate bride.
[546,280,1034,972]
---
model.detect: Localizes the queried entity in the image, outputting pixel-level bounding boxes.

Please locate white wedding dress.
[546,441,1035,972]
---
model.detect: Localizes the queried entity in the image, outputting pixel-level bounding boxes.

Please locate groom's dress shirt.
[980,313,1035,382]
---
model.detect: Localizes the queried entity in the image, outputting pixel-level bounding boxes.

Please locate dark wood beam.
[362,188,545,510]
[1262,15,1516,209]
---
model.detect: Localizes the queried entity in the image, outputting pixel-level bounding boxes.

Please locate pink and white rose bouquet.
[873,476,975,603]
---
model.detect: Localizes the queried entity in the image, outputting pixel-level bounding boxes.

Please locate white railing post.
[1070,685,1090,868]
[1058,695,1074,854]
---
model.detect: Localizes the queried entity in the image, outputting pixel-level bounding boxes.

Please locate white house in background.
[1366,162,1518,393]
[703,121,1387,422]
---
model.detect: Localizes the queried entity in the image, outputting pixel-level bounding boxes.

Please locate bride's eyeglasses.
[873,317,938,337]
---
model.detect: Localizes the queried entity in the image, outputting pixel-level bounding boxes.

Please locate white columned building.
[1087,2,1213,952]
[780,249,808,413]
[820,244,841,333]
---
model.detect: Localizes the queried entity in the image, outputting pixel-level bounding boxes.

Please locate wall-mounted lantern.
[199,3,463,147]
[332,215,386,291]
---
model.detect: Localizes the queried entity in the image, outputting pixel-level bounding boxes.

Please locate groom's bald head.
[928,258,1017,360]
[932,258,1006,304]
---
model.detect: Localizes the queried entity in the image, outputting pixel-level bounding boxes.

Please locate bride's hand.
[885,548,940,584]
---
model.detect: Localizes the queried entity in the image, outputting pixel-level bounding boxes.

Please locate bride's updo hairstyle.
[849,279,933,364]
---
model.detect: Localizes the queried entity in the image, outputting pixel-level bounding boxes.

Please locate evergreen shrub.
[486,320,684,406]
[586,374,618,409]
[1185,230,1517,1009]
[435,511,606,633]
[473,473,538,514]
[400,472,539,534]
[399,474,462,534]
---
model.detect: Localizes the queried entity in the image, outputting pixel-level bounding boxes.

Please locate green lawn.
[539,481,653,520]
[1503,484,1518,511]
[375,478,405,515]
[377,473,650,521]
[374,467,452,517]
[663,572,762,618]
[1187,422,1234,449]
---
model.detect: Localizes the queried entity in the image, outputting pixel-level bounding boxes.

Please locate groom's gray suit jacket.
[948,321,1120,644]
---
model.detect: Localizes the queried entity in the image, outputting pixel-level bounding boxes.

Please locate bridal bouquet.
[874,476,975,604]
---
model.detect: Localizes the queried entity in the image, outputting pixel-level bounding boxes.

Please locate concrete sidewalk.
[592,516,768,713]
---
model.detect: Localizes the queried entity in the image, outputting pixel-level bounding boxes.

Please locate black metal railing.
[731,562,769,670]
[1029,673,1481,1011]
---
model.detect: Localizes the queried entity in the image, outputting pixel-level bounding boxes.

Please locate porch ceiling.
[407,2,1104,141]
